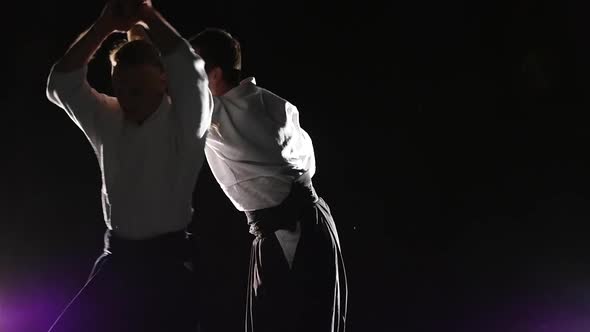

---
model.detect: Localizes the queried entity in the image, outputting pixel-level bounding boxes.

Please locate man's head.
[189,28,241,96]
[110,39,167,123]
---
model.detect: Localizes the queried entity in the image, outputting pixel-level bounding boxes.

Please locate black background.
[2,1,590,331]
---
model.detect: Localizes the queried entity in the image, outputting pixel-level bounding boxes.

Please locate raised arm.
[46,1,140,144]
[138,2,213,140]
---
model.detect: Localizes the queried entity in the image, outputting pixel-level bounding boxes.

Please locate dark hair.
[109,39,164,71]
[189,28,241,86]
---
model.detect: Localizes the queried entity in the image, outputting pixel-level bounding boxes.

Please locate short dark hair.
[189,28,241,85]
[109,39,164,71]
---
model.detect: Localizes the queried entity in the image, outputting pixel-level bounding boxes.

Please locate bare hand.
[127,23,151,42]
[136,0,156,22]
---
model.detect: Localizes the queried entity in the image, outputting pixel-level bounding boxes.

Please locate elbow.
[196,94,214,139]
[46,88,57,105]
[183,44,208,81]
[45,64,66,105]
[188,56,208,83]
[46,75,69,108]
[45,64,87,106]
[165,41,209,82]
[46,74,61,106]
[186,40,208,79]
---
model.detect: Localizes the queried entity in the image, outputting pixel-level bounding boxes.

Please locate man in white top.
[190,28,347,332]
[45,1,212,331]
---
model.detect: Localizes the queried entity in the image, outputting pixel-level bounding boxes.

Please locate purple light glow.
[467,291,590,332]
[0,279,73,332]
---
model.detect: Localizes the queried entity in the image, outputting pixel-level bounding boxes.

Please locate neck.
[124,94,167,125]
[218,80,238,96]
[125,112,151,125]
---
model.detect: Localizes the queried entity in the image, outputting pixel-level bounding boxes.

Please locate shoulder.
[258,86,294,107]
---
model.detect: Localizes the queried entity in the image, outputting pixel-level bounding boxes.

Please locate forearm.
[141,7,184,56]
[54,20,113,73]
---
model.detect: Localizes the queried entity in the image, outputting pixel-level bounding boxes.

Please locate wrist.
[140,6,159,25]
[92,19,114,39]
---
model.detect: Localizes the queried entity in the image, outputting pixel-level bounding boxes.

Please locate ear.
[209,67,223,83]
[160,71,168,91]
